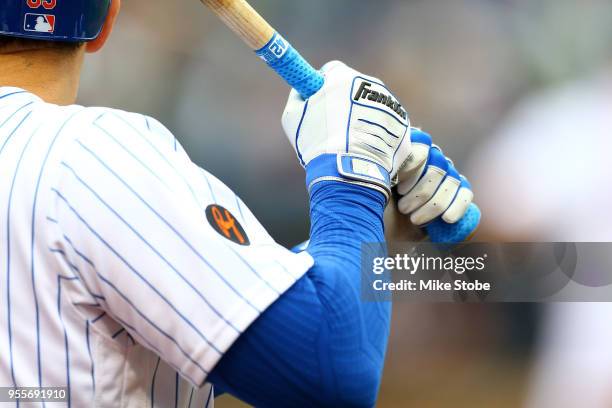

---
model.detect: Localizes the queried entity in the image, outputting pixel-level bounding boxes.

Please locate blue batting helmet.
[0,0,112,42]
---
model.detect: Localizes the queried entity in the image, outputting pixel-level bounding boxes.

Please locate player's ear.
[86,0,121,53]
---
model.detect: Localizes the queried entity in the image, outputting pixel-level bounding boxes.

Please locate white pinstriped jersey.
[0,87,314,407]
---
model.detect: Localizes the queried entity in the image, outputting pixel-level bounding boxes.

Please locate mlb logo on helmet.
[24,13,56,33]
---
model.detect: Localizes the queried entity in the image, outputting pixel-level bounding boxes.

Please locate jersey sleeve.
[46,110,313,386]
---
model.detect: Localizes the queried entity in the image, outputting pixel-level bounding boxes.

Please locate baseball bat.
[199,0,481,243]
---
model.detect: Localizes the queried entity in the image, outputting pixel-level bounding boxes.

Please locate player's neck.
[0,47,85,105]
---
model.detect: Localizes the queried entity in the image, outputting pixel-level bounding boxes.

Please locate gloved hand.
[396,128,474,226]
[282,61,411,200]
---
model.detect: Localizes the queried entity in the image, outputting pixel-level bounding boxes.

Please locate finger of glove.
[396,158,426,195]
[410,172,461,226]
[403,141,430,171]
[410,128,433,147]
[397,165,446,214]
[397,147,449,213]
[404,128,432,170]
[442,177,474,223]
[396,129,432,193]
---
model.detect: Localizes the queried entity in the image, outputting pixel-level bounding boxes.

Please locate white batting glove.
[396,128,474,226]
[282,61,411,200]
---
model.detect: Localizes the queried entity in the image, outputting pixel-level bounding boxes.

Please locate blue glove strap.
[305,154,391,198]
[255,32,325,99]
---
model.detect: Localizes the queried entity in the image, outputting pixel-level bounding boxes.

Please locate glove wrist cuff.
[305,154,391,201]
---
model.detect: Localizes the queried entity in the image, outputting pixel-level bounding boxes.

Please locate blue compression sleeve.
[208,181,391,407]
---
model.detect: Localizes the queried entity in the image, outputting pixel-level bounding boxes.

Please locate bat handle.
[426,203,481,243]
[255,32,324,99]
[256,32,481,243]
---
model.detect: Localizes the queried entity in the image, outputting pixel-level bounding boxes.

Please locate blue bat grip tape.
[256,32,324,99]
[426,203,481,243]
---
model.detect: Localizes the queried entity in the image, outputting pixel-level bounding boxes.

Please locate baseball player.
[0,0,475,406]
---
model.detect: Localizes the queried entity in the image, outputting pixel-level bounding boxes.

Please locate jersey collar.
[0,86,41,107]
[0,86,42,99]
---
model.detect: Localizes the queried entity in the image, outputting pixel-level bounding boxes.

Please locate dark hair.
[0,36,83,53]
